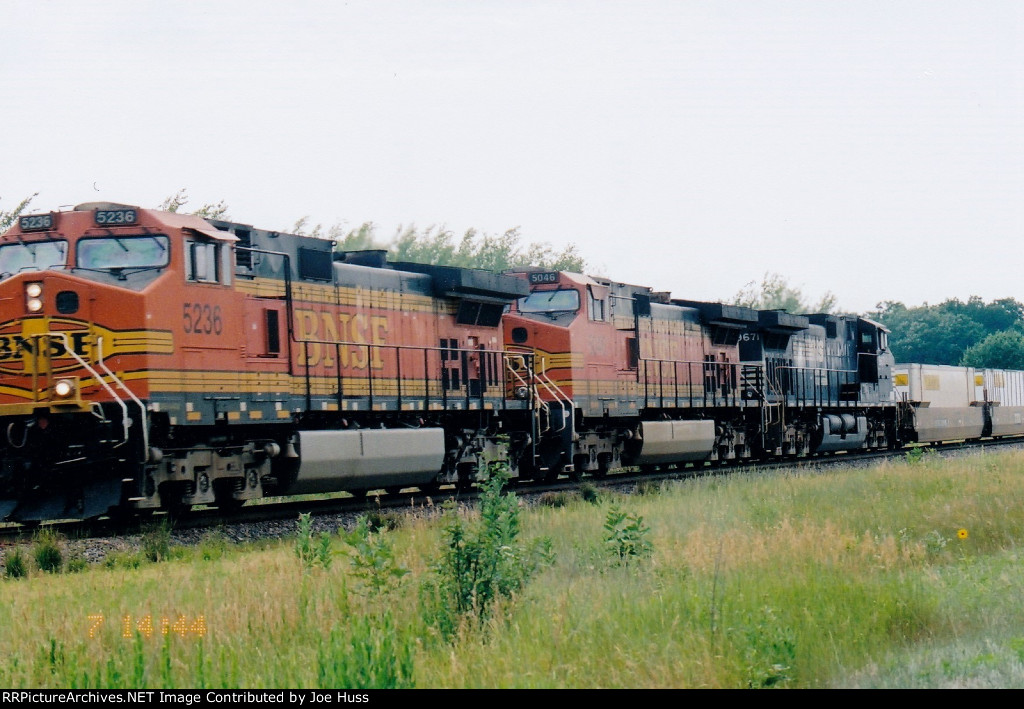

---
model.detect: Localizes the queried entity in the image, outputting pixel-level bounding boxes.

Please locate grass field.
[3,448,1024,688]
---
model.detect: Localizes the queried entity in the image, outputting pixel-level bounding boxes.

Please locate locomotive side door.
[857,321,880,383]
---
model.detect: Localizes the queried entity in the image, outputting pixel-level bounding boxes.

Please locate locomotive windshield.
[0,240,68,277]
[517,288,580,313]
[77,235,170,270]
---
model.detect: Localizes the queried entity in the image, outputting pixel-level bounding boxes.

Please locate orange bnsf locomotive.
[0,203,531,521]
[0,201,921,523]
[502,271,898,482]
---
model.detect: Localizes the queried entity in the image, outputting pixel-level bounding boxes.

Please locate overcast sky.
[3,1,1021,314]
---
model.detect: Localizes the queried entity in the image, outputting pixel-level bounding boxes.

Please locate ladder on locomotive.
[740,364,783,451]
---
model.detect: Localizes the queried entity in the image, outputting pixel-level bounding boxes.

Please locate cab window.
[185,239,232,285]
[517,289,580,313]
[77,235,168,270]
[0,240,68,276]
[587,286,606,321]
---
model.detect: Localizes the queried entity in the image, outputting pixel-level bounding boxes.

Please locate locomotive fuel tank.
[624,420,716,466]
[283,428,446,494]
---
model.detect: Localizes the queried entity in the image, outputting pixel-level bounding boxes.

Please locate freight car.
[894,363,1024,442]
[0,202,1009,523]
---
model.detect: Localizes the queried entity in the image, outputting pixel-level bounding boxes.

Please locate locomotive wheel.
[570,455,589,482]
[166,502,192,520]
[385,486,404,495]
[456,463,475,492]
[531,441,564,483]
[419,481,441,494]
[216,497,245,512]
[105,505,135,525]
[534,467,557,483]
[214,483,246,511]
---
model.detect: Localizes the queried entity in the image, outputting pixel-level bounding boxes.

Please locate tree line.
[734,272,1024,369]
[871,297,1024,369]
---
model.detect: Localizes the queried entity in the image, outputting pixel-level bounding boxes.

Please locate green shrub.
[636,479,663,496]
[537,491,572,508]
[924,529,948,556]
[603,504,652,562]
[4,548,27,578]
[738,606,797,689]
[104,550,143,570]
[363,508,402,533]
[66,554,88,573]
[141,520,173,562]
[33,529,64,573]
[198,531,229,561]
[905,446,935,465]
[579,482,602,504]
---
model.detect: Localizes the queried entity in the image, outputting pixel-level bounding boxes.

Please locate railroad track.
[3,437,1023,543]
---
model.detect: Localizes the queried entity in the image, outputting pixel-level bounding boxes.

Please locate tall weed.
[421,462,553,639]
[317,613,415,689]
[295,513,333,571]
[141,520,173,563]
[341,515,408,598]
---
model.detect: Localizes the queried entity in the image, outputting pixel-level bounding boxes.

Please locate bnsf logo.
[0,332,90,361]
[0,318,93,375]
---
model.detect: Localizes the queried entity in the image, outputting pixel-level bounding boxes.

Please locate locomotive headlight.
[26,282,43,313]
[53,378,75,398]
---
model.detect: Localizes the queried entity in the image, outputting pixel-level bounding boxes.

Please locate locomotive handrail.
[95,336,150,464]
[534,357,573,434]
[293,336,510,413]
[47,332,134,453]
[504,351,547,457]
[504,353,541,407]
[503,348,574,436]
[504,352,550,434]
[755,367,784,427]
[773,365,858,374]
[638,357,741,409]
[772,364,859,407]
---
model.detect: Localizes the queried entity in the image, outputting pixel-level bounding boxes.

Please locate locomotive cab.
[0,203,217,520]
[503,272,762,479]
